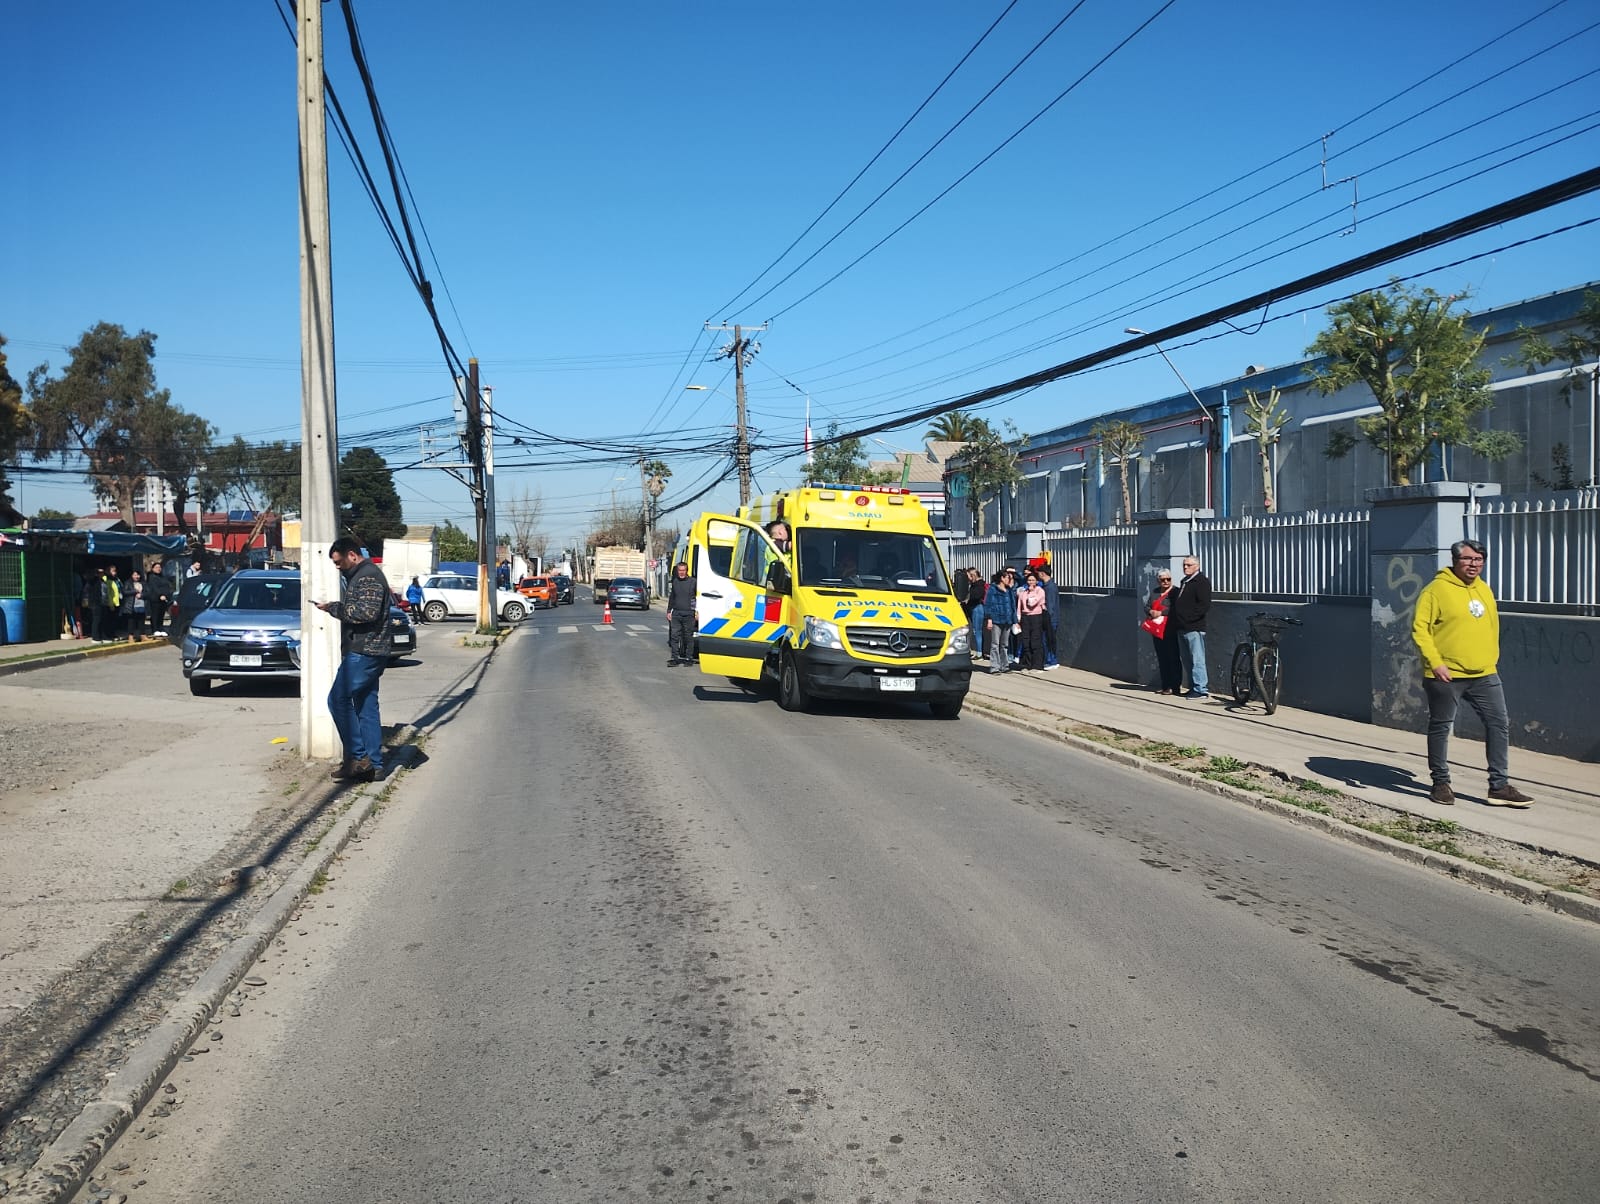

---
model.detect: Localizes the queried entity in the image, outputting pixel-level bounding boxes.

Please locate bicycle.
[1230,611,1303,715]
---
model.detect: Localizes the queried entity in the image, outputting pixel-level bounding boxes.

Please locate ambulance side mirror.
[765,560,791,594]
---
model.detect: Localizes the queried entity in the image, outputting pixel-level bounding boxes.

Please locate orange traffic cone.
[602,600,613,625]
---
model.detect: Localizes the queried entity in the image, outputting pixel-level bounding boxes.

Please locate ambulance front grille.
[846,625,945,658]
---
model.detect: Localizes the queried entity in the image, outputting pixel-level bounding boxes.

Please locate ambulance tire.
[778,651,811,713]
[929,696,963,720]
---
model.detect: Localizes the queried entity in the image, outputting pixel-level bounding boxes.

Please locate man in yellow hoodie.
[1411,539,1533,808]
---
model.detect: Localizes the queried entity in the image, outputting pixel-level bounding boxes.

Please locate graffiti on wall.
[1372,554,1429,722]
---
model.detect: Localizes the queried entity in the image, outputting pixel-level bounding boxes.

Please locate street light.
[1126,327,1222,513]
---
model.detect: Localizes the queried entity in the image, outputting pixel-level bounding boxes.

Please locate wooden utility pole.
[707,323,765,508]
[297,0,340,760]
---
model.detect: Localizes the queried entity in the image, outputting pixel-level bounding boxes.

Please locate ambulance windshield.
[795,530,951,594]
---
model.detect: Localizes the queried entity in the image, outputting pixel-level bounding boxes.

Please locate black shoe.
[668,658,680,666]
[333,757,374,782]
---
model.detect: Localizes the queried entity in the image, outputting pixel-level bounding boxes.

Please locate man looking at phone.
[314,537,390,782]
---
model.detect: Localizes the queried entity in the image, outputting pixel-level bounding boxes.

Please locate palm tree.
[926,410,980,443]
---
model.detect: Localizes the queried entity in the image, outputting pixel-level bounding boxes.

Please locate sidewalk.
[963,661,1600,867]
[0,633,160,676]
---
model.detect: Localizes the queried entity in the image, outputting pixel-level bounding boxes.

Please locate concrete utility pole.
[465,359,493,630]
[297,0,341,760]
[482,382,497,620]
[707,323,765,508]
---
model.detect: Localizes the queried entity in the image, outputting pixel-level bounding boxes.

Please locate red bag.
[1140,614,1167,637]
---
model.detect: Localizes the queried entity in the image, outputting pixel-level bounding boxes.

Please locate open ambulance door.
[691,514,791,681]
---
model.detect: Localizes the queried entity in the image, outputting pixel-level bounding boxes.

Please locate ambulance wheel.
[778,651,810,712]
[929,696,964,719]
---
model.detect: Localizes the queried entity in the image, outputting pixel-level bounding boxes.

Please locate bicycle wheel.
[1253,645,1282,715]
[1230,643,1254,704]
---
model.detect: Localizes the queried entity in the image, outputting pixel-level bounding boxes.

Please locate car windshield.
[611,578,645,589]
[213,578,301,610]
[795,530,951,594]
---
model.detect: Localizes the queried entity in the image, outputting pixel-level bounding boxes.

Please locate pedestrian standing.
[102,565,123,642]
[1017,570,1048,670]
[666,561,697,666]
[1411,539,1533,807]
[121,569,149,643]
[984,567,1017,674]
[1146,570,1182,694]
[146,561,173,634]
[963,568,986,660]
[405,575,425,622]
[186,559,202,579]
[316,537,391,783]
[1037,563,1061,669]
[1169,556,1212,699]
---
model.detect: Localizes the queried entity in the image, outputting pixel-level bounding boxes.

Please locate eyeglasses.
[1457,555,1485,564]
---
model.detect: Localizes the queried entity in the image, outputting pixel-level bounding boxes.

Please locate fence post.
[1133,508,1210,685]
[1366,482,1499,733]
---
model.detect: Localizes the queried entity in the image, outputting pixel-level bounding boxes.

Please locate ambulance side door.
[693,516,790,681]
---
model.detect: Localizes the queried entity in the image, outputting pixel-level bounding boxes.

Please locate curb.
[0,640,167,677]
[962,695,1600,929]
[9,768,395,1204]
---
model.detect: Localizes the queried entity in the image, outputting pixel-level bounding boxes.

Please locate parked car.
[606,576,650,610]
[386,602,416,664]
[181,569,302,695]
[552,575,575,605]
[165,572,232,646]
[516,576,558,609]
[417,573,531,623]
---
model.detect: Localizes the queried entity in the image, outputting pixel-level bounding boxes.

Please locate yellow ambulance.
[684,484,972,717]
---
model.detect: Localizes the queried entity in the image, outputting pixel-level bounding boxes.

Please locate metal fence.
[1042,525,1137,591]
[1472,486,1599,613]
[943,534,1006,580]
[1193,508,1371,600]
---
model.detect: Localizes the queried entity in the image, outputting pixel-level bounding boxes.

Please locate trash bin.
[0,597,23,645]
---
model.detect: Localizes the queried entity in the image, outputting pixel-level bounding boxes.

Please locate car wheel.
[503,601,527,622]
[188,676,209,696]
[423,601,448,623]
[929,696,964,719]
[778,651,810,713]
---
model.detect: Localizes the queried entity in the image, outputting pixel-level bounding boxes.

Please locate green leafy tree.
[1506,288,1599,489]
[0,335,27,510]
[144,403,217,532]
[1242,386,1290,512]
[339,446,406,556]
[24,322,171,524]
[32,506,77,524]
[926,409,981,443]
[1090,419,1144,522]
[806,422,897,487]
[954,418,1025,536]
[1307,283,1518,486]
[436,520,476,561]
[205,437,301,551]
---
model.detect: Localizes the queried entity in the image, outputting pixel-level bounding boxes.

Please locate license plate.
[878,676,917,692]
[230,654,263,667]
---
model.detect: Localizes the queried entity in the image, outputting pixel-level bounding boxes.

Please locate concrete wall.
[1206,599,1371,722]
[1056,591,1139,682]
[1497,614,1600,762]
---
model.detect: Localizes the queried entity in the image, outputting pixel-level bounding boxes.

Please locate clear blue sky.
[8,0,1599,544]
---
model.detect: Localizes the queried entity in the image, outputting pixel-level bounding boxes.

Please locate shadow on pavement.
[1305,755,1429,798]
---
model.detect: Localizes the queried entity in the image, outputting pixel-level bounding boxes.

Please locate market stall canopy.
[0,528,189,557]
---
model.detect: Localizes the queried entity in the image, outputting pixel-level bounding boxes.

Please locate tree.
[144,403,217,532]
[339,446,406,556]
[503,485,546,563]
[32,506,77,524]
[1090,419,1144,522]
[0,335,27,510]
[1242,386,1290,512]
[1307,283,1518,486]
[436,520,476,562]
[205,437,300,552]
[1507,288,1599,489]
[926,409,981,443]
[24,322,172,524]
[807,423,897,487]
[954,418,1025,536]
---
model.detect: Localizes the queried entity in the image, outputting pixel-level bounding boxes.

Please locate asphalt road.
[93,602,1600,1203]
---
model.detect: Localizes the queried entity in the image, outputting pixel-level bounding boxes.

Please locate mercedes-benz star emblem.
[887,631,909,653]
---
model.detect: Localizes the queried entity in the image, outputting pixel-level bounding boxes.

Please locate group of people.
[955,562,1060,675]
[1143,556,1213,698]
[76,557,208,644]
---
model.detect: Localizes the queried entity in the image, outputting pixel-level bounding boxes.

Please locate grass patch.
[1274,794,1333,814]
[1205,772,1257,792]
[1206,754,1246,774]
[1178,744,1207,759]
[307,869,329,895]
[165,878,190,898]
[1135,741,1187,763]
[1293,777,1340,796]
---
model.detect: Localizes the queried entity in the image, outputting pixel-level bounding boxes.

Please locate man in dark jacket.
[1037,563,1061,669]
[145,561,173,634]
[984,567,1017,674]
[316,538,391,781]
[666,561,697,666]
[1169,556,1213,698]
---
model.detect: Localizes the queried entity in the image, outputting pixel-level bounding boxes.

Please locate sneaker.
[1485,785,1533,807]
[1183,690,1209,699]
[1429,782,1455,804]
[1043,663,1058,671]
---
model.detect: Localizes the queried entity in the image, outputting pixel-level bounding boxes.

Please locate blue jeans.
[1424,673,1510,788]
[1178,630,1208,694]
[970,604,985,653]
[988,621,1011,672]
[328,652,386,770]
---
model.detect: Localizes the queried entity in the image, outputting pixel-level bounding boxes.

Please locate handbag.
[1140,614,1167,637]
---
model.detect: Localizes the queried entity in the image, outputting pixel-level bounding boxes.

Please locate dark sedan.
[166,572,232,646]
[552,575,575,605]
[606,576,650,610]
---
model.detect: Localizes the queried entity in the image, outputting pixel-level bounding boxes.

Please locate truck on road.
[591,545,648,602]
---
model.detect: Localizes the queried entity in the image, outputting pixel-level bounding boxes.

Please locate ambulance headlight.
[947,626,971,654]
[803,616,843,649]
